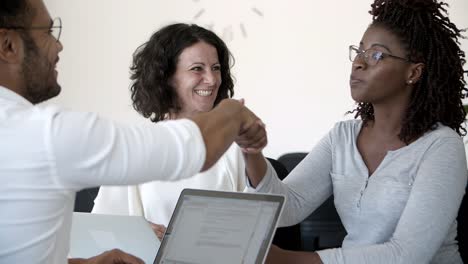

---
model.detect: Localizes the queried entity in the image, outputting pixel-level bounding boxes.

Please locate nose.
[352,55,366,71]
[203,70,216,86]
[56,39,64,52]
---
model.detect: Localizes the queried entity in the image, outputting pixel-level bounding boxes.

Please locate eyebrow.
[189,62,206,66]
[189,62,220,67]
[359,42,393,53]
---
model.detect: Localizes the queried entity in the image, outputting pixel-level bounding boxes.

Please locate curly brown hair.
[350,0,467,143]
[130,23,235,122]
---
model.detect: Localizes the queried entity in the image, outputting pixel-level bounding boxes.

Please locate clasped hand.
[236,100,268,153]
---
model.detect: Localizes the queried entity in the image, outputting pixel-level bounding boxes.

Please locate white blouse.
[92,144,246,225]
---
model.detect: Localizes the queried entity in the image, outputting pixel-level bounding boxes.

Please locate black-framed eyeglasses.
[2,17,62,42]
[349,45,410,66]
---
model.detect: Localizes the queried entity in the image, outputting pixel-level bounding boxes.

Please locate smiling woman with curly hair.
[92,23,269,241]
[129,23,234,122]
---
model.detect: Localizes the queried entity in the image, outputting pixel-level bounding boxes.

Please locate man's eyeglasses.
[3,17,62,42]
[349,45,410,66]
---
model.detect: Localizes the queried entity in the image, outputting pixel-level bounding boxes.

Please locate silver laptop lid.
[154,188,285,264]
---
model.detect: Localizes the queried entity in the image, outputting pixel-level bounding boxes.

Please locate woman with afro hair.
[250,0,467,263]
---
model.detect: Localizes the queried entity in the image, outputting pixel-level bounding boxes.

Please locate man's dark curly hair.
[130,23,235,122]
[350,0,467,143]
[0,0,33,29]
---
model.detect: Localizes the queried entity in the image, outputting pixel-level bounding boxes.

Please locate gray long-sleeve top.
[248,120,466,264]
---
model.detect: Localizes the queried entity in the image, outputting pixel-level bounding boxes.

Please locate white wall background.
[43,0,468,159]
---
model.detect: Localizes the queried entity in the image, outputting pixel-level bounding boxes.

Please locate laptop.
[154,188,285,264]
[69,212,161,264]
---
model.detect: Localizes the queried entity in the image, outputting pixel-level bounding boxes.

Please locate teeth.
[195,90,212,97]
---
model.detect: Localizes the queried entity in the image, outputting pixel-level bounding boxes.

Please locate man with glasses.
[0,0,268,263]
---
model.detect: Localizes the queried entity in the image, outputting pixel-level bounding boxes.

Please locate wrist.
[217,99,244,129]
[218,99,243,114]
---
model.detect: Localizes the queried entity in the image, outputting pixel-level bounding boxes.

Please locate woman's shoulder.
[333,119,362,130]
[429,123,462,139]
[403,123,464,157]
[417,123,464,147]
[328,119,362,142]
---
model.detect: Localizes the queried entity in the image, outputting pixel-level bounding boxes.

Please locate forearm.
[53,112,206,188]
[68,258,86,264]
[282,251,323,264]
[243,152,267,187]
[266,246,323,264]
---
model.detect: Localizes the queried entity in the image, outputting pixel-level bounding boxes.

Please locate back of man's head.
[0,0,32,29]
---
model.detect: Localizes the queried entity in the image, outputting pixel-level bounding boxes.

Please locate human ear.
[0,29,22,64]
[405,62,425,85]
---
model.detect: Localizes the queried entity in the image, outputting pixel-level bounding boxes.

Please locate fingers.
[87,249,144,264]
[148,221,166,241]
[239,135,268,153]
[228,99,268,152]
[238,104,259,133]
[237,120,266,145]
[236,119,267,152]
[111,249,145,264]
[241,136,267,154]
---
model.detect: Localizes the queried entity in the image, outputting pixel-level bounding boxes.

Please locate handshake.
[231,98,268,154]
[190,98,268,171]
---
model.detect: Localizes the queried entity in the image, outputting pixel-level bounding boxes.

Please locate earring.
[407,80,413,84]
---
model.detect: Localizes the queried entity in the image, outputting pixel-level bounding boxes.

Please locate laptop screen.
[154,189,284,264]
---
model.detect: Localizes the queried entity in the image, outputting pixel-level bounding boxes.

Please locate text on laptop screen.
[159,195,280,264]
